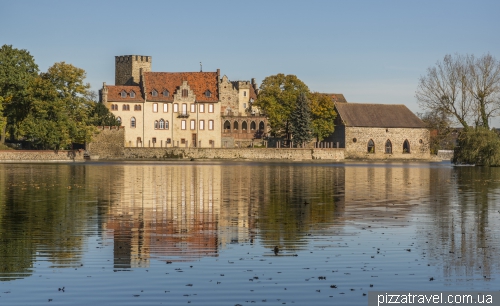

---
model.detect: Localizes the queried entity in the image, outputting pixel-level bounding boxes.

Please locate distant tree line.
[416,53,500,166]
[0,45,119,150]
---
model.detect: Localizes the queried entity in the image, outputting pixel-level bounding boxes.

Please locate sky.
[2,0,500,127]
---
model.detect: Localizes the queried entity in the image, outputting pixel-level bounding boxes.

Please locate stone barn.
[326,102,430,159]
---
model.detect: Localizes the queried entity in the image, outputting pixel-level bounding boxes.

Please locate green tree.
[256,74,309,138]
[453,128,500,166]
[309,92,336,141]
[0,45,39,142]
[289,92,313,147]
[89,102,120,127]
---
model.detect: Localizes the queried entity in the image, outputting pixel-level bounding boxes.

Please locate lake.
[1,161,499,305]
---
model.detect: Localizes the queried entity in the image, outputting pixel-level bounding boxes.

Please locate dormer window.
[151,89,158,97]
[130,91,135,98]
[120,90,127,98]
[163,90,170,97]
[205,90,211,98]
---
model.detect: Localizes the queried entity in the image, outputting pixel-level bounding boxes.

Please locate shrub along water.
[453,128,500,166]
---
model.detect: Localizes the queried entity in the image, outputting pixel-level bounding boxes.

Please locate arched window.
[403,139,410,153]
[165,120,169,130]
[367,139,375,153]
[250,121,256,130]
[259,121,265,131]
[233,121,239,130]
[131,117,136,128]
[224,120,231,130]
[242,121,248,130]
[154,120,158,129]
[385,139,392,154]
[116,117,121,124]
[159,119,165,129]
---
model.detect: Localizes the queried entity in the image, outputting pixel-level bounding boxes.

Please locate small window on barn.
[403,139,410,153]
[385,139,392,154]
[367,139,375,153]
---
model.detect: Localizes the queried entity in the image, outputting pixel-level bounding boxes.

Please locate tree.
[416,53,500,130]
[256,74,309,138]
[89,102,120,127]
[418,110,454,154]
[309,92,336,141]
[453,128,500,166]
[0,45,39,142]
[289,92,313,147]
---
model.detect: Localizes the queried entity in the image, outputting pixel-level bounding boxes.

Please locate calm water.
[1,161,500,305]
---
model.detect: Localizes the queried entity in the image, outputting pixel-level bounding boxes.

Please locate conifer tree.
[289,92,313,147]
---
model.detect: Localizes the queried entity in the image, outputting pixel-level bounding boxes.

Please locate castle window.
[152,89,158,97]
[165,120,169,130]
[243,91,247,97]
[199,120,205,130]
[367,139,375,153]
[182,89,188,97]
[152,137,156,144]
[250,121,256,130]
[205,90,211,98]
[234,121,238,130]
[182,103,187,115]
[190,119,195,130]
[208,120,214,130]
[243,103,247,109]
[385,140,392,154]
[208,104,214,113]
[130,91,135,98]
[153,103,158,113]
[181,138,186,144]
[134,104,141,111]
[111,104,118,111]
[173,103,178,113]
[166,138,171,144]
[259,121,265,131]
[122,104,130,111]
[120,90,127,98]
[131,117,136,128]
[163,103,168,112]
[159,119,165,129]
[181,120,186,130]
[224,120,231,131]
[154,120,159,129]
[190,104,196,113]
[116,117,121,124]
[199,104,205,113]
[163,90,170,97]
[242,121,247,130]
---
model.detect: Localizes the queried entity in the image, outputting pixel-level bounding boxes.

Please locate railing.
[177,111,189,118]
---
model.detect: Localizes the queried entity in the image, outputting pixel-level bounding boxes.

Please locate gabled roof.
[335,102,426,128]
[143,71,219,102]
[106,85,143,102]
[323,93,347,102]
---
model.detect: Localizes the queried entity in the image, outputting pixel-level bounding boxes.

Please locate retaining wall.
[0,150,85,162]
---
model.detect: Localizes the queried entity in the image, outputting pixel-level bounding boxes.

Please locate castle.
[100,55,267,148]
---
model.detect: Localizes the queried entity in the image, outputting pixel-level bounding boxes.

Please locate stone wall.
[115,55,152,86]
[86,126,125,159]
[344,127,430,160]
[0,150,85,162]
[121,147,344,161]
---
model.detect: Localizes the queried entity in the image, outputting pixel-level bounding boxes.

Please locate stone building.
[325,102,430,159]
[100,55,266,148]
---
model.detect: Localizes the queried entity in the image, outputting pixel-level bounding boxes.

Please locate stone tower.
[115,55,152,86]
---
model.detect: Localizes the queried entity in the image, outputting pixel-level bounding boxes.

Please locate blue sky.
[2,0,499,126]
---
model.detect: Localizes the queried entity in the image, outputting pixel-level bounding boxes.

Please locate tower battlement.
[115,55,152,86]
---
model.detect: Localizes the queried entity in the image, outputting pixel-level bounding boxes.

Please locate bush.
[453,128,500,166]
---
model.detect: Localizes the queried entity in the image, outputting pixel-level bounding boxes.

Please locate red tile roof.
[106,85,143,102]
[144,72,219,102]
